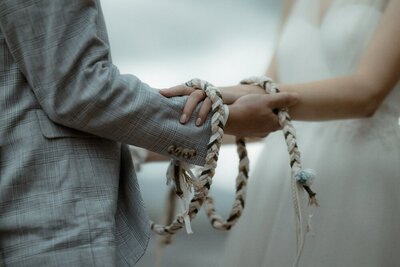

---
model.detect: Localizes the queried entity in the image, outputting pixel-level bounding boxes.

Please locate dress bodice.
[276,0,399,115]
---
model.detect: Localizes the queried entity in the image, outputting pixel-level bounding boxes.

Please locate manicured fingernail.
[180,114,187,124]
[196,118,202,126]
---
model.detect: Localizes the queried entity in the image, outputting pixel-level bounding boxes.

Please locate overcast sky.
[101,0,281,87]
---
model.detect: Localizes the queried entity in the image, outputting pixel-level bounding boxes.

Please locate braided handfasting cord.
[204,137,250,230]
[240,76,318,267]
[182,80,251,231]
[150,78,226,236]
[240,76,318,201]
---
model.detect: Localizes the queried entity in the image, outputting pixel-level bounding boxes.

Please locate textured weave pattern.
[241,76,318,267]
[204,138,249,230]
[0,1,212,266]
[151,79,228,236]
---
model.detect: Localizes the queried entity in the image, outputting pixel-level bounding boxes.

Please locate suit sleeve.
[0,0,212,165]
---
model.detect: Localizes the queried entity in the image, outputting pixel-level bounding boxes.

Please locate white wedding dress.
[221,0,400,266]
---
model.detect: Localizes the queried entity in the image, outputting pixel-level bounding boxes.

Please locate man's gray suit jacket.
[0,0,211,266]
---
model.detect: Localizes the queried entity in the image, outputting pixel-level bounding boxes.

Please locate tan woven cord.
[240,76,318,267]
[204,137,249,230]
[151,76,316,267]
[150,78,227,236]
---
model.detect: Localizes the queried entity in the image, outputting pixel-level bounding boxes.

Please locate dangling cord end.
[166,159,180,186]
[303,186,319,207]
[167,160,194,234]
[292,169,319,267]
[177,165,195,234]
[295,169,319,207]
[180,205,194,234]
[178,179,194,234]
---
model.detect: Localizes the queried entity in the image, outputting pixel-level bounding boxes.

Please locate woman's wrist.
[220,85,265,104]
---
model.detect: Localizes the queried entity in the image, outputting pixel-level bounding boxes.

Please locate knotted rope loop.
[184,79,251,231]
[203,137,250,230]
[150,78,226,236]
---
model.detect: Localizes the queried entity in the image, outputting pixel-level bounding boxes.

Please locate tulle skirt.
[221,106,400,267]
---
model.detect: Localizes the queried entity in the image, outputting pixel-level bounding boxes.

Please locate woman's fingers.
[196,98,212,126]
[160,85,195,97]
[180,90,207,124]
[160,84,215,125]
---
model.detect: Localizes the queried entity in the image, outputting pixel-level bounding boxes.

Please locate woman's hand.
[160,84,265,126]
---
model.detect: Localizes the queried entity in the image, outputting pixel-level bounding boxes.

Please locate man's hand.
[225,93,299,138]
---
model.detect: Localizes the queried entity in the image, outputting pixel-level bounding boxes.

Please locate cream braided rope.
[204,137,249,230]
[241,76,318,267]
[151,78,231,235]
[151,77,316,267]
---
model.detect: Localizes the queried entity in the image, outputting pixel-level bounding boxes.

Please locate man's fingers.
[267,92,299,109]
[196,98,212,126]
[160,85,195,97]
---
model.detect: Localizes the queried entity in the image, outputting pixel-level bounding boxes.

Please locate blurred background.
[102,1,282,266]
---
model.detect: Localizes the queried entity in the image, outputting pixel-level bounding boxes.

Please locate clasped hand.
[160,83,298,138]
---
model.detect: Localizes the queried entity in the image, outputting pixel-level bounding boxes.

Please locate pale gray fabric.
[0,0,211,266]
